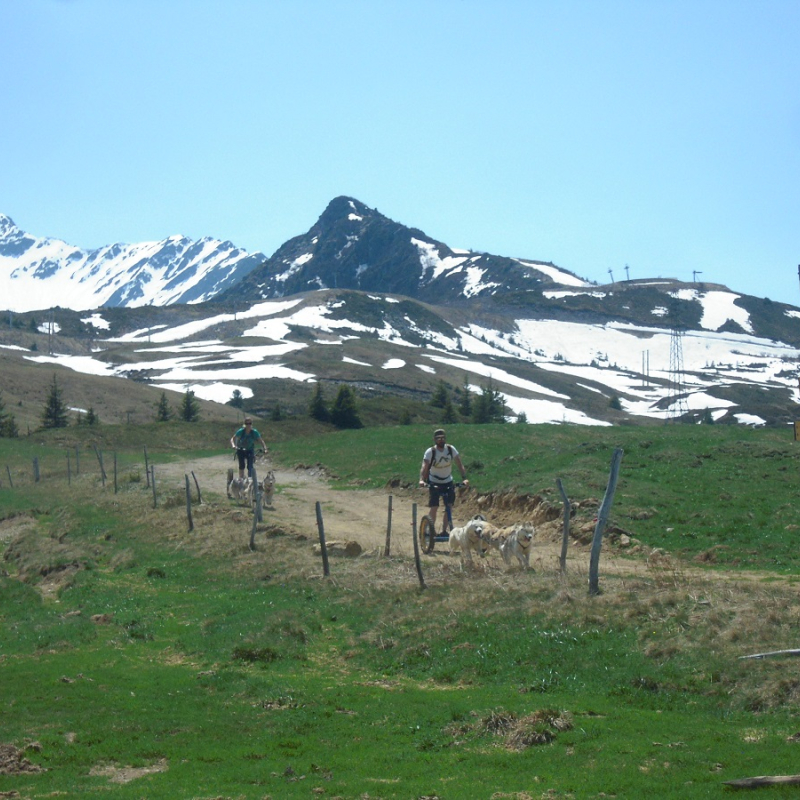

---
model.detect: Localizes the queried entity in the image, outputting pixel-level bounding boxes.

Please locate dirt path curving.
[152,451,605,573]
[156,452,424,555]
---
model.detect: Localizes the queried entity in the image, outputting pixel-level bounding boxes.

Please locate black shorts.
[236,448,255,476]
[427,481,455,508]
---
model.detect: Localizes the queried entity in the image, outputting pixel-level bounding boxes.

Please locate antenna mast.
[667,300,688,420]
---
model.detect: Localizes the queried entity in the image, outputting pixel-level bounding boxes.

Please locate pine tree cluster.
[308,382,362,429]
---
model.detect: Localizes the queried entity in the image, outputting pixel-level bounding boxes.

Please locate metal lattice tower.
[667,326,688,419]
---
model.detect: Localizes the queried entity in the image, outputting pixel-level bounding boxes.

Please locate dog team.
[229,417,275,510]
[420,427,536,570]
[227,469,276,510]
[447,515,536,569]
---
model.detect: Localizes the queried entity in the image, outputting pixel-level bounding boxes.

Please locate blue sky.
[2,0,799,304]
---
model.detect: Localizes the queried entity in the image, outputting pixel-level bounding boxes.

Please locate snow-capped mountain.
[3,198,800,427]
[0,213,265,312]
[219,196,586,303]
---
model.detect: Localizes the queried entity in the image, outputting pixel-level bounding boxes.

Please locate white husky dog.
[448,516,489,564]
[500,523,535,570]
[228,476,253,505]
[258,470,276,508]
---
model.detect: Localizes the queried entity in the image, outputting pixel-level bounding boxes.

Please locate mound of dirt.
[0,742,43,775]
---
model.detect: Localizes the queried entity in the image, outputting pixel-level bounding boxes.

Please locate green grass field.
[3,421,800,798]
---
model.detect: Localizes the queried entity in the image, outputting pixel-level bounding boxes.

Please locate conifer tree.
[471,378,505,424]
[86,406,99,425]
[228,389,244,409]
[308,382,330,423]
[457,376,472,417]
[0,393,19,438]
[429,381,449,408]
[330,385,362,429]
[179,389,200,422]
[156,392,172,422]
[41,374,69,429]
[442,397,457,424]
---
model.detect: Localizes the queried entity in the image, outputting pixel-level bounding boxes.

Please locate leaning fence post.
[588,448,624,596]
[191,471,202,504]
[384,495,393,557]
[92,444,106,485]
[5,465,13,489]
[249,467,261,551]
[150,465,157,508]
[185,474,194,532]
[315,501,331,577]
[411,503,426,590]
[556,478,571,575]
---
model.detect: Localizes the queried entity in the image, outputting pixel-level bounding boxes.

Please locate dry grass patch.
[450,708,573,751]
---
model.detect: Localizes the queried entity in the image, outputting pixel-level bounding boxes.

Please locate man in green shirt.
[230,417,267,479]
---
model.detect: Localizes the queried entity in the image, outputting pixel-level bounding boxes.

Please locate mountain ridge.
[0,213,265,312]
[1,199,799,429]
[219,195,588,304]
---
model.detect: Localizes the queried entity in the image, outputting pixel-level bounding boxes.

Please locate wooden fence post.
[5,465,13,489]
[588,448,624,596]
[33,457,40,483]
[556,478,571,575]
[384,495,393,557]
[252,466,262,524]
[185,474,194,532]
[144,446,150,488]
[150,465,157,508]
[249,467,261,551]
[191,471,202,504]
[92,445,106,485]
[113,452,118,494]
[411,503,426,590]
[315,501,330,577]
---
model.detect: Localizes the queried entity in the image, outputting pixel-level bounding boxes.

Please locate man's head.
[244,418,253,427]
[433,428,446,444]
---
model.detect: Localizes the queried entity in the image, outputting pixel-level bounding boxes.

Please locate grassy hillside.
[0,350,244,433]
[3,422,800,797]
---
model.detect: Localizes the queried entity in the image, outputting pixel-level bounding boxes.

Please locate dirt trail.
[157,452,424,554]
[154,451,611,575]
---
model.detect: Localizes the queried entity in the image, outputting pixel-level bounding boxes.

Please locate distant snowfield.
[21,291,800,425]
[670,289,753,333]
[153,382,254,404]
[516,259,589,287]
